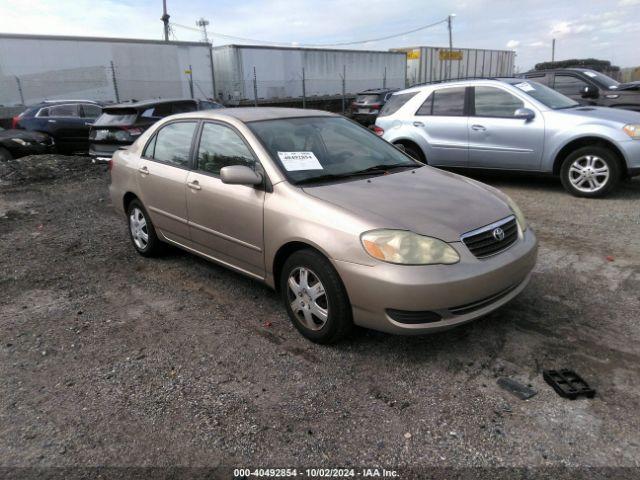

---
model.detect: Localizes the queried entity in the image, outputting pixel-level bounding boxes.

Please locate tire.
[560,146,621,198]
[126,199,164,257]
[396,142,426,164]
[0,146,12,162]
[279,249,353,344]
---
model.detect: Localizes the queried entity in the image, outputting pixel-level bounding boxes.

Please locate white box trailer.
[0,33,215,106]
[392,46,516,86]
[213,44,407,103]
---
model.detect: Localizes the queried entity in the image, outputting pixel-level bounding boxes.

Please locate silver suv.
[375,79,640,197]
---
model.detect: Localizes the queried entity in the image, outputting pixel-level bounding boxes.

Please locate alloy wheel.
[568,155,610,193]
[287,267,329,331]
[129,207,149,250]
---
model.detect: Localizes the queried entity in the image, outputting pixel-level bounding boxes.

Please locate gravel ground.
[1,155,639,475]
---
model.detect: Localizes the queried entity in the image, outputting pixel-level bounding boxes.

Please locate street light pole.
[161,0,170,41]
[197,17,217,100]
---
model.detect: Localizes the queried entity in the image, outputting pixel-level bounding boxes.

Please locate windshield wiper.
[347,163,418,176]
[296,163,419,185]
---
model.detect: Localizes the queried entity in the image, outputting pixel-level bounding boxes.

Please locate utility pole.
[447,14,455,80]
[161,0,170,41]
[551,38,556,62]
[197,17,217,100]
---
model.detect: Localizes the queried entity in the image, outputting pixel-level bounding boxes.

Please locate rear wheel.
[0,147,12,162]
[395,142,425,164]
[560,146,620,197]
[126,199,163,257]
[280,249,353,344]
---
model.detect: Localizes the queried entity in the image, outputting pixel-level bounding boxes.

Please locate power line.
[170,17,448,48]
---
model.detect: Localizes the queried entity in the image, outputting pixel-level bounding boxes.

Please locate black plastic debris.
[497,377,538,400]
[543,369,596,400]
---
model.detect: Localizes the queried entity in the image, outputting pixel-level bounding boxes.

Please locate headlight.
[623,124,640,139]
[11,138,29,146]
[504,195,527,231]
[361,229,459,265]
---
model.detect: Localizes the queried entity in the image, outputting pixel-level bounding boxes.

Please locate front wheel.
[280,249,353,344]
[560,146,620,197]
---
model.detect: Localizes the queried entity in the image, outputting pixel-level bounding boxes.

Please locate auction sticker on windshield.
[278,151,323,171]
[514,82,535,92]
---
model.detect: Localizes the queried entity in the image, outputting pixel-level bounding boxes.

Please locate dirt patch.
[1,157,639,470]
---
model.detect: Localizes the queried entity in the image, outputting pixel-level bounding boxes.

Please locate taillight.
[372,126,384,136]
[369,103,381,109]
[11,115,21,129]
[108,159,113,171]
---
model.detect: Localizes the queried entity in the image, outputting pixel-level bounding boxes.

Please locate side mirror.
[581,85,599,99]
[514,108,535,121]
[220,165,263,186]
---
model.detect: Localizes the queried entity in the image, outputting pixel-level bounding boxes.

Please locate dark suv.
[13,100,103,153]
[350,88,398,125]
[521,68,640,111]
[89,99,206,161]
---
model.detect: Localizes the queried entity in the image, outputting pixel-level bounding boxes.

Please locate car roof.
[356,88,396,95]
[29,99,100,107]
[195,107,337,122]
[105,98,198,110]
[398,78,518,93]
[525,68,593,74]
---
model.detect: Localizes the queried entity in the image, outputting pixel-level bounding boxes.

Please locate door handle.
[138,166,149,175]
[48,119,57,123]
[413,121,425,127]
[187,180,201,190]
[471,124,487,131]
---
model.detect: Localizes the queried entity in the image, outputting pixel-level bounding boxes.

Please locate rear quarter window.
[378,92,419,117]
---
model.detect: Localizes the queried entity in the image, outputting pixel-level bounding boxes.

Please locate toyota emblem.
[492,227,505,241]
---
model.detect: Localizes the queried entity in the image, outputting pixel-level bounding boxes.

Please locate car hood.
[559,106,640,124]
[0,129,51,143]
[615,81,640,91]
[302,166,513,242]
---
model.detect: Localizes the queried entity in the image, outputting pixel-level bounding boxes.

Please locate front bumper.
[620,138,640,174]
[333,228,538,335]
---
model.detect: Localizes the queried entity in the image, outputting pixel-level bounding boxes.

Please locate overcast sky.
[0,0,638,70]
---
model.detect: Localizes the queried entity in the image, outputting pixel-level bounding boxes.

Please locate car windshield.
[508,80,579,109]
[582,70,620,90]
[248,116,420,184]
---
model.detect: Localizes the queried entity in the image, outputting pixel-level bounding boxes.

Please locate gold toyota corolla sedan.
[109,108,537,344]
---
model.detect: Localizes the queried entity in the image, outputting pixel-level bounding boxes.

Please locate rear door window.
[431,87,466,116]
[48,104,80,117]
[473,87,524,117]
[146,121,197,168]
[378,92,419,117]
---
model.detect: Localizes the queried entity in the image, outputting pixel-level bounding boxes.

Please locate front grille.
[461,216,518,259]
